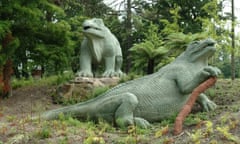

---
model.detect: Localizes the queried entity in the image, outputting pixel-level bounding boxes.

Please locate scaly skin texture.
[41,39,221,128]
[76,18,124,77]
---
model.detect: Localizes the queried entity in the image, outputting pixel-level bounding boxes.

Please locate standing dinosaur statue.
[76,18,124,77]
[39,39,221,128]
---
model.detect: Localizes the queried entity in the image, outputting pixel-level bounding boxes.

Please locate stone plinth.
[52,77,120,104]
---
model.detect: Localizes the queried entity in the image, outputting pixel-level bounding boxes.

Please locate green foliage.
[164,32,207,56]
[2,79,240,143]
[0,21,10,40]
[157,32,208,70]
[0,37,19,66]
[216,126,240,143]
[0,21,20,66]
[118,73,142,83]
[130,23,168,73]
[160,4,181,36]
[0,0,232,79]
[37,126,51,139]
[131,29,209,74]
[12,72,74,89]
[88,86,110,100]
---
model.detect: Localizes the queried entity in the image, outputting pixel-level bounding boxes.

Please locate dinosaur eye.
[193,41,199,44]
[190,41,199,45]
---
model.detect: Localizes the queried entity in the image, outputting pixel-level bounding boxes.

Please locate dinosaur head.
[82,18,106,38]
[184,38,216,62]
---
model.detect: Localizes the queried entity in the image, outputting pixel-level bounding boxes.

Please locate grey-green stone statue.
[40,39,221,128]
[76,18,124,77]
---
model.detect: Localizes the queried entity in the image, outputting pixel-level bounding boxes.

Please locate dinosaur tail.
[38,100,95,120]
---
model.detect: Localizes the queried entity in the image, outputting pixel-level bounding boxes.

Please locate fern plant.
[130,23,168,74]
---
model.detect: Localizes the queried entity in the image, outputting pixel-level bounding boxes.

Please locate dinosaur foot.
[134,117,151,129]
[76,71,93,77]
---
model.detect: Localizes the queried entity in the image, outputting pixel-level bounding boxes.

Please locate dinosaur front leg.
[102,56,116,77]
[177,66,221,94]
[76,48,93,77]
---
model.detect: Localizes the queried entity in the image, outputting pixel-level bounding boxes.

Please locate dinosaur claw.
[76,71,93,77]
[134,117,151,129]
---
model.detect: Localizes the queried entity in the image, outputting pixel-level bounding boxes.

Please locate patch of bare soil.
[0,85,60,121]
[0,79,240,144]
[0,85,62,143]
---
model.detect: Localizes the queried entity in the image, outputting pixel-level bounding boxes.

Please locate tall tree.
[125,0,133,73]
[4,0,72,77]
[0,0,72,97]
[0,28,19,97]
[231,0,235,80]
[0,5,19,97]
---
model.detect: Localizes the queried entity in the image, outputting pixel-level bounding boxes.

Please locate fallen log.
[174,77,217,135]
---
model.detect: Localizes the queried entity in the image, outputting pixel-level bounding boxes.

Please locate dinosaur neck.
[89,38,103,62]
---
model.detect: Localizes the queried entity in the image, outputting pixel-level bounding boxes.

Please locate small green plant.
[97,119,115,134]
[155,125,169,138]
[65,117,82,127]
[206,88,216,98]
[12,72,74,89]
[6,115,16,122]
[83,130,105,144]
[88,86,110,99]
[36,126,51,139]
[58,136,69,144]
[216,126,240,143]
[189,129,203,144]
[84,136,105,144]
[118,73,142,83]
[203,120,214,137]
[116,135,137,144]
[184,114,202,126]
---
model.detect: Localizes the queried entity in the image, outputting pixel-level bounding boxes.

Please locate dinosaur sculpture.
[40,39,221,128]
[76,18,124,77]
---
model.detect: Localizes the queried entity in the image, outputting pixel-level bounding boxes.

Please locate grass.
[1,78,240,143]
[12,72,74,89]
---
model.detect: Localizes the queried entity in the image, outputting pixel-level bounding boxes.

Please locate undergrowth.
[1,78,240,143]
[12,72,74,89]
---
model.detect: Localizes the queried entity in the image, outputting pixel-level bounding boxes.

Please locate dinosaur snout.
[204,39,216,46]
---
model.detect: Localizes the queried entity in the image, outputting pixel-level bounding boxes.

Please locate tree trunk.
[231,0,235,80]
[0,68,4,97]
[125,0,132,73]
[147,58,155,74]
[2,59,13,98]
[1,33,14,98]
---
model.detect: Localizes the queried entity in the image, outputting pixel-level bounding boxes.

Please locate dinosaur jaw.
[83,26,105,38]
[190,39,216,62]
[82,20,105,38]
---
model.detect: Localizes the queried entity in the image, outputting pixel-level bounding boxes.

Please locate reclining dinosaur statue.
[76,18,124,77]
[40,39,221,128]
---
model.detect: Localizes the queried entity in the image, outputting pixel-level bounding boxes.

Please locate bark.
[125,0,132,73]
[174,77,217,135]
[1,33,14,98]
[2,59,13,98]
[231,0,235,80]
[147,58,155,74]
